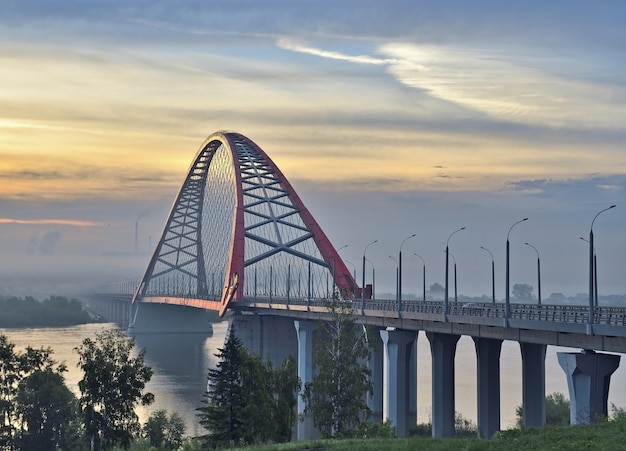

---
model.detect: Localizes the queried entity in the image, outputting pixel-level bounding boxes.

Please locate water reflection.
[0,321,230,438]
[131,321,229,436]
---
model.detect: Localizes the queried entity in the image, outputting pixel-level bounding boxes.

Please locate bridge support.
[558,351,620,424]
[127,303,214,334]
[368,329,384,423]
[380,328,417,437]
[294,320,315,441]
[473,337,502,438]
[427,332,460,438]
[231,313,297,368]
[520,342,546,427]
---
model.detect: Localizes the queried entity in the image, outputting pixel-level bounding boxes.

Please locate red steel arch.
[132,131,357,317]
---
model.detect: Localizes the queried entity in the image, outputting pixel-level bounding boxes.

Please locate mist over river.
[3,321,626,435]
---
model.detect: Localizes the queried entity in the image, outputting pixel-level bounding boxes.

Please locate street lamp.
[449,251,458,303]
[445,227,465,316]
[414,253,426,301]
[506,218,528,322]
[480,246,495,303]
[580,237,598,307]
[365,257,376,301]
[398,234,417,309]
[333,244,348,293]
[525,242,541,305]
[588,205,616,328]
[362,240,378,315]
[389,255,399,304]
[345,259,356,282]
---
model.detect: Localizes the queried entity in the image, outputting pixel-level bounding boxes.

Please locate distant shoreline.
[0,295,99,329]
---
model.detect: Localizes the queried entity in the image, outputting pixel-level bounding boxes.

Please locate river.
[2,322,626,435]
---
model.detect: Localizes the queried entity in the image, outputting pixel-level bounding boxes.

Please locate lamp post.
[365,257,376,300]
[445,227,465,316]
[345,259,356,282]
[333,244,348,294]
[362,240,378,315]
[449,251,458,303]
[588,205,616,328]
[389,255,399,304]
[525,242,541,305]
[580,237,598,307]
[506,218,528,322]
[480,246,495,303]
[414,253,426,301]
[398,233,416,303]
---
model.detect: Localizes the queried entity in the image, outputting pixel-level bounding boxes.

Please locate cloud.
[0,218,101,227]
[380,43,626,129]
[277,38,392,65]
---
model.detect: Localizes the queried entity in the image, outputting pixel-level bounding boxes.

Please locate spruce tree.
[197,325,247,449]
[198,325,300,448]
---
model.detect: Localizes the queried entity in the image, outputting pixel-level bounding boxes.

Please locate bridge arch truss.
[132,131,357,316]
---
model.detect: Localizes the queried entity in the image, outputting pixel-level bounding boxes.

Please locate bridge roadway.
[89,291,626,439]
[234,297,626,353]
[230,296,625,438]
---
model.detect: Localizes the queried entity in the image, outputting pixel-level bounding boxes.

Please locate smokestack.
[135,221,138,253]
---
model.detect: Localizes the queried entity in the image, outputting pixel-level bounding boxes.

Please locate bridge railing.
[235,296,626,327]
[108,289,626,327]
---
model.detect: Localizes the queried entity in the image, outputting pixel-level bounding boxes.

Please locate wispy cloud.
[277,38,393,66]
[0,218,101,227]
[277,38,626,130]
[380,43,626,129]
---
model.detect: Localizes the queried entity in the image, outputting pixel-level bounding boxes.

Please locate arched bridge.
[89,131,626,442]
[132,131,357,317]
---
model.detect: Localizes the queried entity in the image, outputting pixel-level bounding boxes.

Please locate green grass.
[219,420,626,451]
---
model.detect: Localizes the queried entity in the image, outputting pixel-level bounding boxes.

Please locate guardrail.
[93,290,626,327]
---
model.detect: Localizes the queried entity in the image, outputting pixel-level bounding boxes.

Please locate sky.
[1,1,626,299]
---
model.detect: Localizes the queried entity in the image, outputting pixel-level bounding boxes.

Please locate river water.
[2,322,626,435]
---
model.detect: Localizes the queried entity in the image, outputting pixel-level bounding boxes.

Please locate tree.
[197,325,300,448]
[15,369,82,450]
[516,392,570,427]
[143,409,185,450]
[75,329,154,450]
[271,355,300,442]
[0,334,20,449]
[197,325,247,449]
[429,282,445,297]
[512,283,534,302]
[0,334,80,451]
[303,296,372,438]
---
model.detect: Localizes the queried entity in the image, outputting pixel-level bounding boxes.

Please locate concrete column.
[427,332,460,438]
[368,331,384,423]
[473,337,502,438]
[126,303,213,334]
[520,342,546,427]
[558,351,621,424]
[294,320,315,440]
[233,314,296,368]
[379,328,417,437]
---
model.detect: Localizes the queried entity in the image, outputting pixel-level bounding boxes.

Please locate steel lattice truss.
[133,132,356,316]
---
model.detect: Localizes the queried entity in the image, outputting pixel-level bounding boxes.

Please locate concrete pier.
[128,302,214,334]
[427,332,460,438]
[380,328,417,437]
[558,351,620,424]
[520,342,547,427]
[473,337,502,438]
